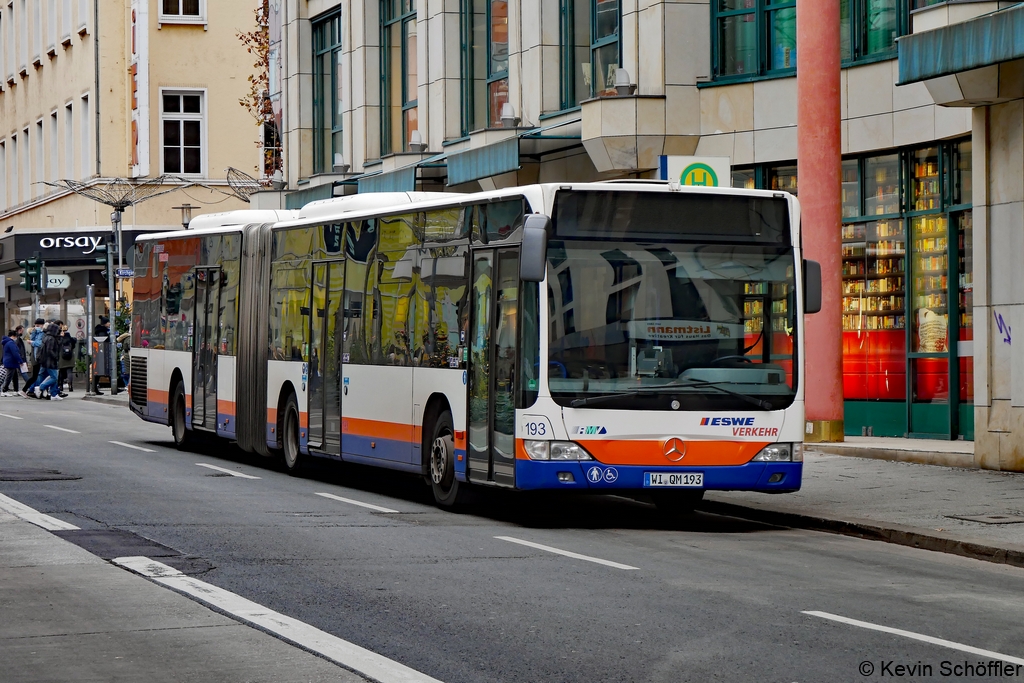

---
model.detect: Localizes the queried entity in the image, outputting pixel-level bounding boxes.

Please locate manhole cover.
[946,514,1024,525]
[52,528,181,559]
[0,468,81,481]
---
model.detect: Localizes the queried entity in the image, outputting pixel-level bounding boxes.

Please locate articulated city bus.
[128,182,820,511]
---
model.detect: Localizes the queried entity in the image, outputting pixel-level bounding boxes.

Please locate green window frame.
[312,12,342,174]
[459,0,487,135]
[590,0,619,97]
[712,0,796,82]
[381,0,418,155]
[559,0,591,108]
[485,0,509,127]
[840,0,908,65]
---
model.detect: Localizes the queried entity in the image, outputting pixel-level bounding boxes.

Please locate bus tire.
[652,490,704,518]
[428,410,464,508]
[170,382,192,451]
[280,394,303,474]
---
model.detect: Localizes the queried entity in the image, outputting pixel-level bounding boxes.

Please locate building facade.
[0,0,259,335]
[271,0,1021,467]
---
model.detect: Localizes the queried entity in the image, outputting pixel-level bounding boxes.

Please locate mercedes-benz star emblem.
[663,437,687,462]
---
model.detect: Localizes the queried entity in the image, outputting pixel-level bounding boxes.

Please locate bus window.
[414,245,469,367]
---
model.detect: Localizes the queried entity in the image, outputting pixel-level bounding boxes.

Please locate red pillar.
[797,0,844,441]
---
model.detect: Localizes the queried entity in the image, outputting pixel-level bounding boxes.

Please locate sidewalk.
[81,390,129,407]
[704,450,1024,568]
[0,509,362,683]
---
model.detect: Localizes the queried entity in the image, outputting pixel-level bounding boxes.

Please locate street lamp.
[172,203,195,229]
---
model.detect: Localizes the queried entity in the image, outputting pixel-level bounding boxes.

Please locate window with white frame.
[31,0,39,63]
[33,119,41,197]
[79,93,89,176]
[46,0,54,52]
[6,2,13,81]
[10,134,17,204]
[63,101,72,177]
[76,0,85,33]
[0,8,5,86]
[48,110,57,180]
[161,91,203,175]
[160,0,203,23]
[0,140,7,209]
[18,0,27,72]
[21,126,28,200]
[60,0,69,41]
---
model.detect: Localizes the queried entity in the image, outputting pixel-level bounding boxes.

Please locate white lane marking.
[495,535,639,570]
[44,425,80,434]
[113,556,444,683]
[0,492,80,531]
[110,441,156,453]
[195,463,261,479]
[803,611,1024,666]
[315,491,399,514]
[0,412,23,420]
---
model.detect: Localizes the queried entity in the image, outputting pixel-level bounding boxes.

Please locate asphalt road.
[2,396,1024,682]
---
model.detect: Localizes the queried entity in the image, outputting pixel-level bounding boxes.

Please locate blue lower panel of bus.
[514,460,802,492]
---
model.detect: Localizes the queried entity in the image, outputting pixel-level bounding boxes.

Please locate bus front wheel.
[281,395,303,474]
[429,410,464,507]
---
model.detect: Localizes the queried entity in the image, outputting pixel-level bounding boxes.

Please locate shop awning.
[284,182,335,210]
[445,119,583,186]
[897,4,1024,85]
[355,152,448,193]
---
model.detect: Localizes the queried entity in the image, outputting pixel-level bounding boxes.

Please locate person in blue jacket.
[1,330,25,396]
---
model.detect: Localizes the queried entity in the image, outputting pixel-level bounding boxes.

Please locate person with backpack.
[57,322,76,395]
[26,321,63,401]
[0,330,25,396]
[28,317,46,385]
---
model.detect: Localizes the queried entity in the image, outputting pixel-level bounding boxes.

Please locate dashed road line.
[495,535,640,570]
[315,491,399,514]
[803,610,1024,665]
[0,412,23,419]
[110,441,156,453]
[45,425,80,434]
[195,463,261,479]
[113,556,444,683]
[0,492,80,531]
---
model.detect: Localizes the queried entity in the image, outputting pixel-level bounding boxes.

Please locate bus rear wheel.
[170,382,192,451]
[429,410,465,508]
[281,395,303,474]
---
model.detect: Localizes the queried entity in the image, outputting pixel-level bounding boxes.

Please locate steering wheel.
[709,355,753,365]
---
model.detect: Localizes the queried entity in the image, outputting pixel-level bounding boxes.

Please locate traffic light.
[94,240,109,278]
[18,255,40,293]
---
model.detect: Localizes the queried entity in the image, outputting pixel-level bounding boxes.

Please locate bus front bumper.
[514,459,802,492]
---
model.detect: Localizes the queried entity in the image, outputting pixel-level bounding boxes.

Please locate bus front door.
[192,267,221,432]
[308,261,344,453]
[467,248,518,488]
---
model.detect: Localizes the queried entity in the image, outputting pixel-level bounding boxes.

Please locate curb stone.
[699,498,1024,569]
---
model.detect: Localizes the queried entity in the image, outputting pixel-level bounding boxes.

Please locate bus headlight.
[523,441,594,461]
[752,443,799,462]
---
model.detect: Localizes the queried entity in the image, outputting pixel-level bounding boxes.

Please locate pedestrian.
[28,317,45,385]
[26,321,63,401]
[93,315,111,395]
[13,325,30,396]
[57,322,76,395]
[0,330,25,396]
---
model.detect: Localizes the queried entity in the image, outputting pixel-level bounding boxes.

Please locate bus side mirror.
[520,214,550,283]
[803,259,822,314]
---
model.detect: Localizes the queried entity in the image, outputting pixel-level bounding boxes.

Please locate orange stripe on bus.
[148,389,169,404]
[341,416,417,444]
[514,438,768,466]
[217,400,236,417]
[578,440,768,466]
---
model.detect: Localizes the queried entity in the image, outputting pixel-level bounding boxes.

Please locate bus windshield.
[546,241,798,411]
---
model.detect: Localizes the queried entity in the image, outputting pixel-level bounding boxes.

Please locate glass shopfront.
[734,139,973,440]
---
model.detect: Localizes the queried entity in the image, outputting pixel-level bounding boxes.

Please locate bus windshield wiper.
[569,377,774,410]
